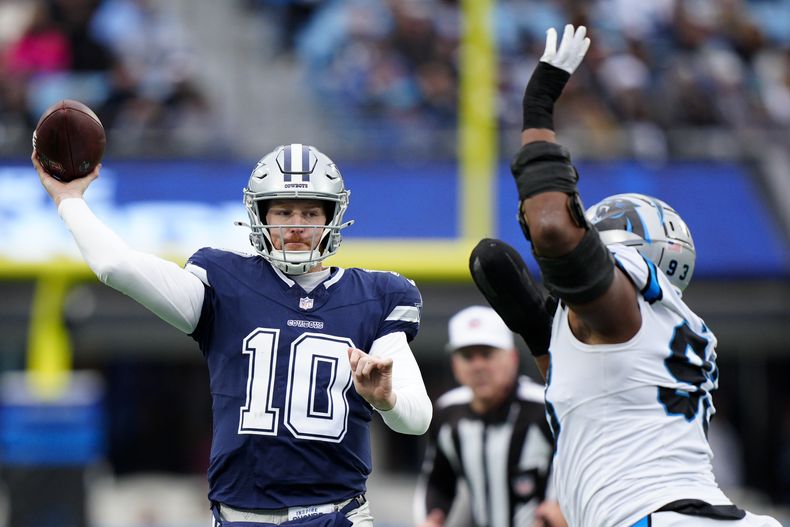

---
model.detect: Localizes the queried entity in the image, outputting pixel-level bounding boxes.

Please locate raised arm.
[514,26,641,344]
[469,238,556,379]
[33,152,206,334]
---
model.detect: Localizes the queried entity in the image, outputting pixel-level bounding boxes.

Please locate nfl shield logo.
[299,297,314,310]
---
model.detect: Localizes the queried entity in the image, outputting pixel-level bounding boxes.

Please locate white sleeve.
[58,198,205,334]
[608,244,651,290]
[369,331,432,435]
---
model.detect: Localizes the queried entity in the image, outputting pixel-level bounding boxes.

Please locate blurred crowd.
[3,0,789,158]
[248,0,790,158]
[0,0,214,156]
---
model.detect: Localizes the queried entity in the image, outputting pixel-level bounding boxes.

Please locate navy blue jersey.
[185,248,422,509]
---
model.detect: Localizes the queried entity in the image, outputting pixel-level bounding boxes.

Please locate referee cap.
[446,306,515,353]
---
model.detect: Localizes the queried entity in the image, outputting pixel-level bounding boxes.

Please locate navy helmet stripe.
[281,144,312,182]
[284,144,292,172]
[284,143,307,173]
[282,144,306,173]
[302,145,311,173]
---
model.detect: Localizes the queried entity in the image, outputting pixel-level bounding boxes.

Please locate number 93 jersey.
[545,244,731,527]
[185,248,422,510]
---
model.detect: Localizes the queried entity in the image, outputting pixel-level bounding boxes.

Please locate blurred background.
[0,0,788,525]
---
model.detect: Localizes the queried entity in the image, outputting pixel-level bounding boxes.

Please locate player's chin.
[283,243,313,251]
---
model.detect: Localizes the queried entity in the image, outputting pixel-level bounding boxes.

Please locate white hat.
[446,306,514,352]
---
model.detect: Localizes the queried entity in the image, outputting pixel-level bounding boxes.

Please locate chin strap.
[269,249,320,276]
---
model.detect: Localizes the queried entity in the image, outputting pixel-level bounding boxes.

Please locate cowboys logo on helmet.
[586,193,696,291]
[243,144,353,275]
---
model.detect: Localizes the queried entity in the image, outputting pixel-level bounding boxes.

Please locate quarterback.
[32,143,432,527]
[471,25,781,527]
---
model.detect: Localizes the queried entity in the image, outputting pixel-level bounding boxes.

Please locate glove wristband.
[522,62,571,131]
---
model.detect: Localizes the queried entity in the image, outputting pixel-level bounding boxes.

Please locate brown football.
[33,99,106,182]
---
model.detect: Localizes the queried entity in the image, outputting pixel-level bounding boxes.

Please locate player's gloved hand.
[540,24,590,75]
[469,238,555,357]
[522,24,590,131]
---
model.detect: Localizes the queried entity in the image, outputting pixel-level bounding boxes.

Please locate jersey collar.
[269,263,345,291]
[323,268,345,290]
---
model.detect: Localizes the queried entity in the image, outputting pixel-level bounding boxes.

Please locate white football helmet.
[243,144,352,275]
[586,193,696,291]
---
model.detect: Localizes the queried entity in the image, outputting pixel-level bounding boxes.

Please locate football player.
[32,143,432,527]
[473,25,781,527]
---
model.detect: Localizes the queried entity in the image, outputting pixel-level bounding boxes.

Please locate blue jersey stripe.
[640,257,662,303]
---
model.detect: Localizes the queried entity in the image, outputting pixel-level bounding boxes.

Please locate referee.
[414,306,565,527]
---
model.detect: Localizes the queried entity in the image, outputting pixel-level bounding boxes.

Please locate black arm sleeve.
[534,227,615,305]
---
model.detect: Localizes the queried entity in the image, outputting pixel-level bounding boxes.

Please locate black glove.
[469,239,556,357]
[522,62,569,131]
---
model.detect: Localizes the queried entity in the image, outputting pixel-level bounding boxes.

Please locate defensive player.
[414,306,564,527]
[33,143,432,527]
[476,24,781,527]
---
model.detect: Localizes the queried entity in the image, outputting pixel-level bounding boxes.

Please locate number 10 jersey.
[185,248,422,510]
[545,244,731,527]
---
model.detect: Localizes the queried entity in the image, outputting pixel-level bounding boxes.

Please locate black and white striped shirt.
[414,376,554,527]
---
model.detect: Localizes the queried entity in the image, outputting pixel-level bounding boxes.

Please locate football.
[33,99,106,182]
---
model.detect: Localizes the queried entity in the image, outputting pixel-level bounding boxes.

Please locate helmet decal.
[592,199,649,241]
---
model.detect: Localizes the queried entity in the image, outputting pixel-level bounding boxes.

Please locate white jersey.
[546,244,730,527]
